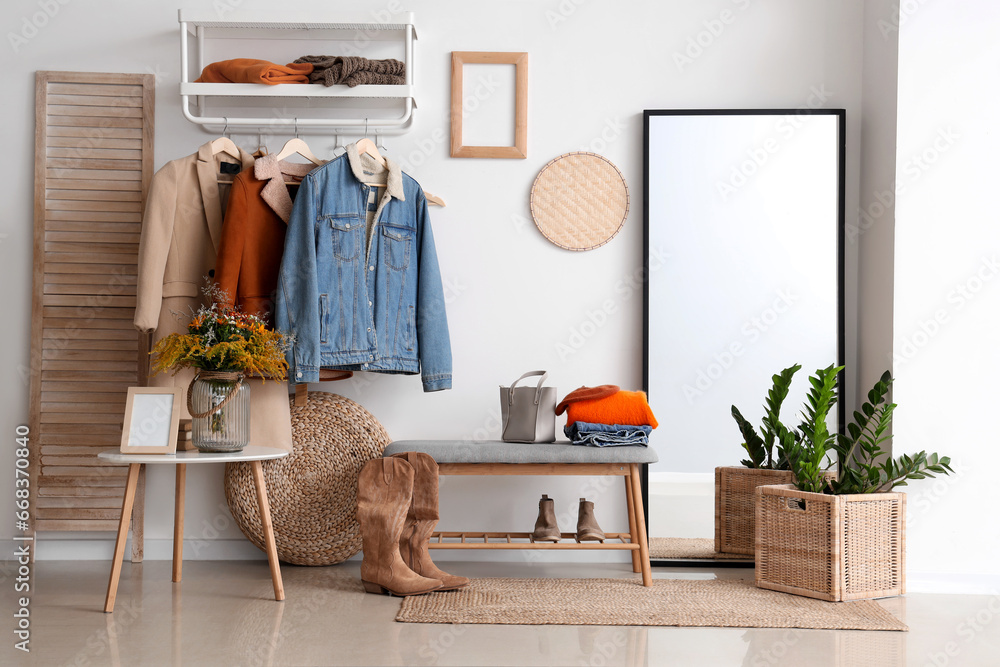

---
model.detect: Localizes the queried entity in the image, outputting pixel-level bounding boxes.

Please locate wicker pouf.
[224,392,390,566]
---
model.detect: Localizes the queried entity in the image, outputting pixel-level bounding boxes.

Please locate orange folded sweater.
[565,390,659,429]
[196,59,314,85]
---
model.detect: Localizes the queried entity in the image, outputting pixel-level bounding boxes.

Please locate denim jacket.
[275,144,452,391]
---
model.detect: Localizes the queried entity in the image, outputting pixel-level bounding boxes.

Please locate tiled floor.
[7,559,1000,666]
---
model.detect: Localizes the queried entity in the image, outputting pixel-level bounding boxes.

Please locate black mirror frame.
[641,108,847,566]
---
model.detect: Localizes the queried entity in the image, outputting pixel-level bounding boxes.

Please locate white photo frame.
[120,387,184,454]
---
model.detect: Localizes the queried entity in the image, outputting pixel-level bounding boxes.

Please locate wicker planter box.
[715,467,794,555]
[755,484,906,601]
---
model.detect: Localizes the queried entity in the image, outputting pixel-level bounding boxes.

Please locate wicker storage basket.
[755,484,906,601]
[715,467,794,555]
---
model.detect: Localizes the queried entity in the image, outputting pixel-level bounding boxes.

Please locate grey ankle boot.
[576,498,605,542]
[531,494,561,542]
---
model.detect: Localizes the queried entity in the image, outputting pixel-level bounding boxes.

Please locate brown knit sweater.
[293,56,406,87]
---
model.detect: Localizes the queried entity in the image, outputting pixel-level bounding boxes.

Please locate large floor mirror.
[642,109,845,559]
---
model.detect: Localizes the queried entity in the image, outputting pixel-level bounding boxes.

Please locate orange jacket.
[215,155,320,324]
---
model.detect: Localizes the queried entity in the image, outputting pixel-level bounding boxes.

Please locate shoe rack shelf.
[178,9,417,133]
[429,461,653,586]
[429,532,637,550]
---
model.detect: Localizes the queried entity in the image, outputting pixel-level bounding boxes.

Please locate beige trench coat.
[134,141,292,452]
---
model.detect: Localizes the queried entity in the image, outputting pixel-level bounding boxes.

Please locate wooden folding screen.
[29,72,154,553]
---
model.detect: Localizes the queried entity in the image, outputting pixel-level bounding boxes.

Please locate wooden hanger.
[252,132,268,159]
[355,137,387,167]
[353,137,444,206]
[212,136,244,183]
[210,136,241,161]
[354,138,390,189]
[423,191,446,207]
[275,137,323,166]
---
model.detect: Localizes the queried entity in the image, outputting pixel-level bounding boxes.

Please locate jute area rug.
[649,537,751,561]
[396,578,907,631]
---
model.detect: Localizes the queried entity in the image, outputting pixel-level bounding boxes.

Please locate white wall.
[0,0,911,568]
[894,1,1000,591]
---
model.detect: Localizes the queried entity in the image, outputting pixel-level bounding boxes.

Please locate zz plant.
[784,365,841,492]
[785,367,954,494]
[731,364,801,470]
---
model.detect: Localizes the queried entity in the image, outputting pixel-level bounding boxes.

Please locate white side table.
[97,446,288,612]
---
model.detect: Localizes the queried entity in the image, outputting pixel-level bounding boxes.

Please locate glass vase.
[190,373,250,453]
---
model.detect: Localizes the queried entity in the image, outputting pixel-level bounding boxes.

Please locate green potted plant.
[755,366,953,601]
[717,364,822,555]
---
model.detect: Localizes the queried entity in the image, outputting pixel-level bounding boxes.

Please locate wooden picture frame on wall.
[120,387,183,455]
[450,51,528,159]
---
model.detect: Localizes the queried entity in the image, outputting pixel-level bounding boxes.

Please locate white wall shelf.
[179,82,414,99]
[178,9,416,32]
[178,9,416,133]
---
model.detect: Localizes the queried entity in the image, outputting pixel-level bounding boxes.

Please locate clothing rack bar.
[179,100,415,134]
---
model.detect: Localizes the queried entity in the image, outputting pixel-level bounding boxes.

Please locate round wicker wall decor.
[224,392,390,566]
[529,152,630,251]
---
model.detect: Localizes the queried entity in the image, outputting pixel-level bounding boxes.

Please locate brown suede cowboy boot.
[357,457,443,596]
[392,452,470,591]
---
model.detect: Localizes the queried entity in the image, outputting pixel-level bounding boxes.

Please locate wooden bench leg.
[629,464,652,586]
[624,474,641,573]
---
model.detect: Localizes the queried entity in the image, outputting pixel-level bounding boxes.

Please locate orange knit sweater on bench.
[565,390,659,429]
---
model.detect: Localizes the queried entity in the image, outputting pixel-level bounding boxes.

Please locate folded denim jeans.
[564,421,652,447]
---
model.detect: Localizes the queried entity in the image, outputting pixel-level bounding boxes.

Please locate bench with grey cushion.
[382,440,656,586]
